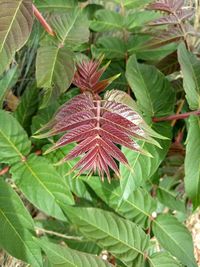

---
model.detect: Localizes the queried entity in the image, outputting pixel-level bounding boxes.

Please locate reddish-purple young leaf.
[149,9,194,26]
[37,89,160,180]
[147,0,184,13]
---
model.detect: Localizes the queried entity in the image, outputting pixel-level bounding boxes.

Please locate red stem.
[0,166,10,176]
[153,110,200,122]
[32,4,55,36]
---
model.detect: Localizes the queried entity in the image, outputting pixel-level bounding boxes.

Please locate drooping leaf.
[0,179,42,267]
[148,252,182,267]
[0,0,33,75]
[152,214,197,267]
[126,55,175,117]
[0,110,31,164]
[82,176,156,229]
[0,66,18,108]
[178,43,200,109]
[36,239,113,267]
[34,0,77,11]
[14,84,40,134]
[62,206,150,267]
[10,154,74,220]
[49,7,90,47]
[185,115,200,209]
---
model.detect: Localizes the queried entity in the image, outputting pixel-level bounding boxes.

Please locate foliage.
[0,0,200,266]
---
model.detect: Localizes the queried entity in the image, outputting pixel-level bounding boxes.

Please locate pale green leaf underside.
[0,179,42,267]
[82,176,156,229]
[0,0,33,75]
[10,154,74,220]
[36,239,113,267]
[63,206,150,267]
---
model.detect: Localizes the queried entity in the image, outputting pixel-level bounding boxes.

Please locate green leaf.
[152,214,197,267]
[113,0,152,9]
[185,115,200,209]
[0,110,31,164]
[125,11,160,31]
[178,43,200,109]
[36,46,75,95]
[63,206,150,267]
[157,177,185,213]
[120,122,171,197]
[126,55,175,117]
[0,66,18,108]
[0,179,42,267]
[0,0,33,75]
[10,154,74,220]
[14,84,40,134]
[49,8,90,47]
[82,176,156,229]
[92,36,126,59]
[148,252,182,267]
[90,9,124,32]
[36,238,113,267]
[34,0,77,11]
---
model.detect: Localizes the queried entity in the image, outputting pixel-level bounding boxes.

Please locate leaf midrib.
[0,127,24,160]
[70,208,146,263]
[0,208,40,266]
[153,219,195,265]
[0,0,23,54]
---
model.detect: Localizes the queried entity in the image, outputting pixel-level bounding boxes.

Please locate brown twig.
[153,110,200,122]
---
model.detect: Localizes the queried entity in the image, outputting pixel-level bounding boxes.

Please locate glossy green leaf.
[153,214,197,267]
[34,0,77,11]
[0,179,42,267]
[120,122,171,197]
[90,10,124,32]
[178,43,200,109]
[14,84,40,134]
[148,252,182,267]
[185,115,200,209]
[10,154,74,220]
[82,176,156,229]
[0,110,31,164]
[36,46,75,95]
[63,206,150,267]
[49,8,90,47]
[36,239,113,267]
[126,55,175,117]
[0,66,18,108]
[0,0,33,75]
